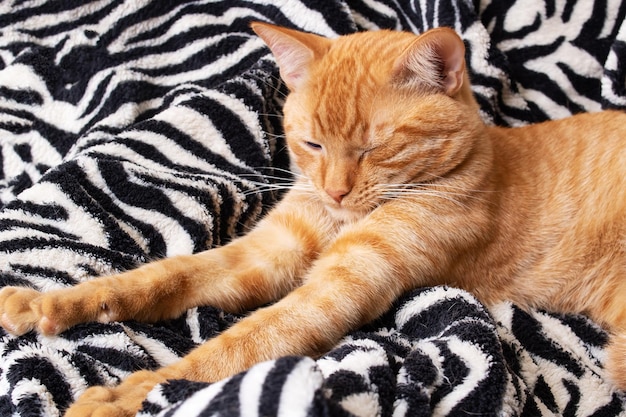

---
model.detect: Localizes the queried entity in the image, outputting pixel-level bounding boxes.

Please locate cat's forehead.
[302,76,372,145]
[286,31,422,144]
[322,30,415,74]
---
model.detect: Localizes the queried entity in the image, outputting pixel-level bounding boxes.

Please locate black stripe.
[7,356,73,411]
[0,271,33,288]
[259,356,304,415]
[9,264,78,286]
[159,379,210,408]
[0,1,118,36]
[46,160,160,259]
[196,306,240,341]
[0,236,139,272]
[512,308,585,378]
[75,345,159,372]
[182,94,268,170]
[326,370,369,401]
[204,372,245,413]
[0,86,43,105]
[5,200,69,221]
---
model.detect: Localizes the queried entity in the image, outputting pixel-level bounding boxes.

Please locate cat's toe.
[65,371,168,417]
[37,315,62,335]
[0,286,43,335]
[64,386,132,417]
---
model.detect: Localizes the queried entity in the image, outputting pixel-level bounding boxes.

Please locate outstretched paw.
[0,286,69,336]
[65,370,167,417]
[0,286,45,335]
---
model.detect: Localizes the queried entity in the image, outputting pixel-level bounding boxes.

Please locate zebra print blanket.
[0,1,625,416]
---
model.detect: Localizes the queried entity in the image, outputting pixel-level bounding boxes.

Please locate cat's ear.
[393,27,466,96]
[251,22,330,91]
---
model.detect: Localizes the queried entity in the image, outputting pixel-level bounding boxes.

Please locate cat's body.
[0,23,625,416]
[449,114,626,316]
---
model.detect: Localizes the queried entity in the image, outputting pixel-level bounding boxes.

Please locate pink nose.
[325,189,349,203]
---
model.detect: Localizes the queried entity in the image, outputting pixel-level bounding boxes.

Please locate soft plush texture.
[0,1,624,416]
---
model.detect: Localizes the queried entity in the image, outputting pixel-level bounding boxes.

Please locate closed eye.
[363,145,378,154]
[305,141,323,150]
[359,145,379,161]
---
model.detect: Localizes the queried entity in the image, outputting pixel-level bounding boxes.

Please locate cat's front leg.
[0,190,335,336]
[0,279,147,336]
[0,259,209,336]
[0,252,280,336]
[62,233,407,417]
[0,253,234,336]
[62,201,461,417]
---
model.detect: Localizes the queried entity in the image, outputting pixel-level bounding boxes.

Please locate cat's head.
[252,23,484,220]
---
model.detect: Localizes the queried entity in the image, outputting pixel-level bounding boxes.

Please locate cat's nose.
[326,189,349,204]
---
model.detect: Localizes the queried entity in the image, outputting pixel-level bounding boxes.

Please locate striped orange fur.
[0,22,625,416]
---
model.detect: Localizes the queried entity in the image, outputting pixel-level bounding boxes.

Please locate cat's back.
[455,110,626,311]
[487,110,626,234]
[489,110,626,207]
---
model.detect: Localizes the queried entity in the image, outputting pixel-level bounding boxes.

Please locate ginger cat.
[0,22,625,416]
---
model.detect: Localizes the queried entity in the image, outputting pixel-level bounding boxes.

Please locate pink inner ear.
[395,28,466,96]
[443,70,464,95]
[435,32,465,95]
[272,41,313,88]
[251,23,317,90]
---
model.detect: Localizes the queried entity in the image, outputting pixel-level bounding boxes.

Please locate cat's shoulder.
[495,109,626,137]
[568,109,626,123]
[546,109,626,137]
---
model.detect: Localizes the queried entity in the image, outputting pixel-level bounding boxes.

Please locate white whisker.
[378,189,471,210]
[375,181,489,209]
[264,132,286,139]
[249,72,288,99]
[250,166,309,181]
[257,113,284,118]
[420,173,495,194]
[376,181,490,205]
[239,173,293,182]
[241,176,314,197]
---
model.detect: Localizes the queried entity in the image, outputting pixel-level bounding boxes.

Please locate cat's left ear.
[251,22,331,91]
[393,27,466,96]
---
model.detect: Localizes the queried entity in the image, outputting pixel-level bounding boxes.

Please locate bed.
[0,1,624,416]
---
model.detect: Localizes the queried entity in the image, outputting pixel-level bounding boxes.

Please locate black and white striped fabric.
[0,1,624,416]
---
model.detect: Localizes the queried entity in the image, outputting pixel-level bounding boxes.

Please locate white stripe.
[239,360,275,417]
[12,378,62,417]
[394,287,482,329]
[317,339,388,382]
[277,358,323,417]
[433,336,491,416]
[186,308,203,344]
[140,384,171,414]
[170,377,230,417]
[340,391,381,417]
[151,104,249,171]
[121,325,182,366]
[250,0,338,37]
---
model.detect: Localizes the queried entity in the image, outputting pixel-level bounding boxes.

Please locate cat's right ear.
[393,27,466,96]
[251,22,330,91]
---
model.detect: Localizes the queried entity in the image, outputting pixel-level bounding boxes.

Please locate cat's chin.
[324,205,368,223]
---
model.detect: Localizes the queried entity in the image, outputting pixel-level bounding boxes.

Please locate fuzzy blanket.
[0,1,625,416]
